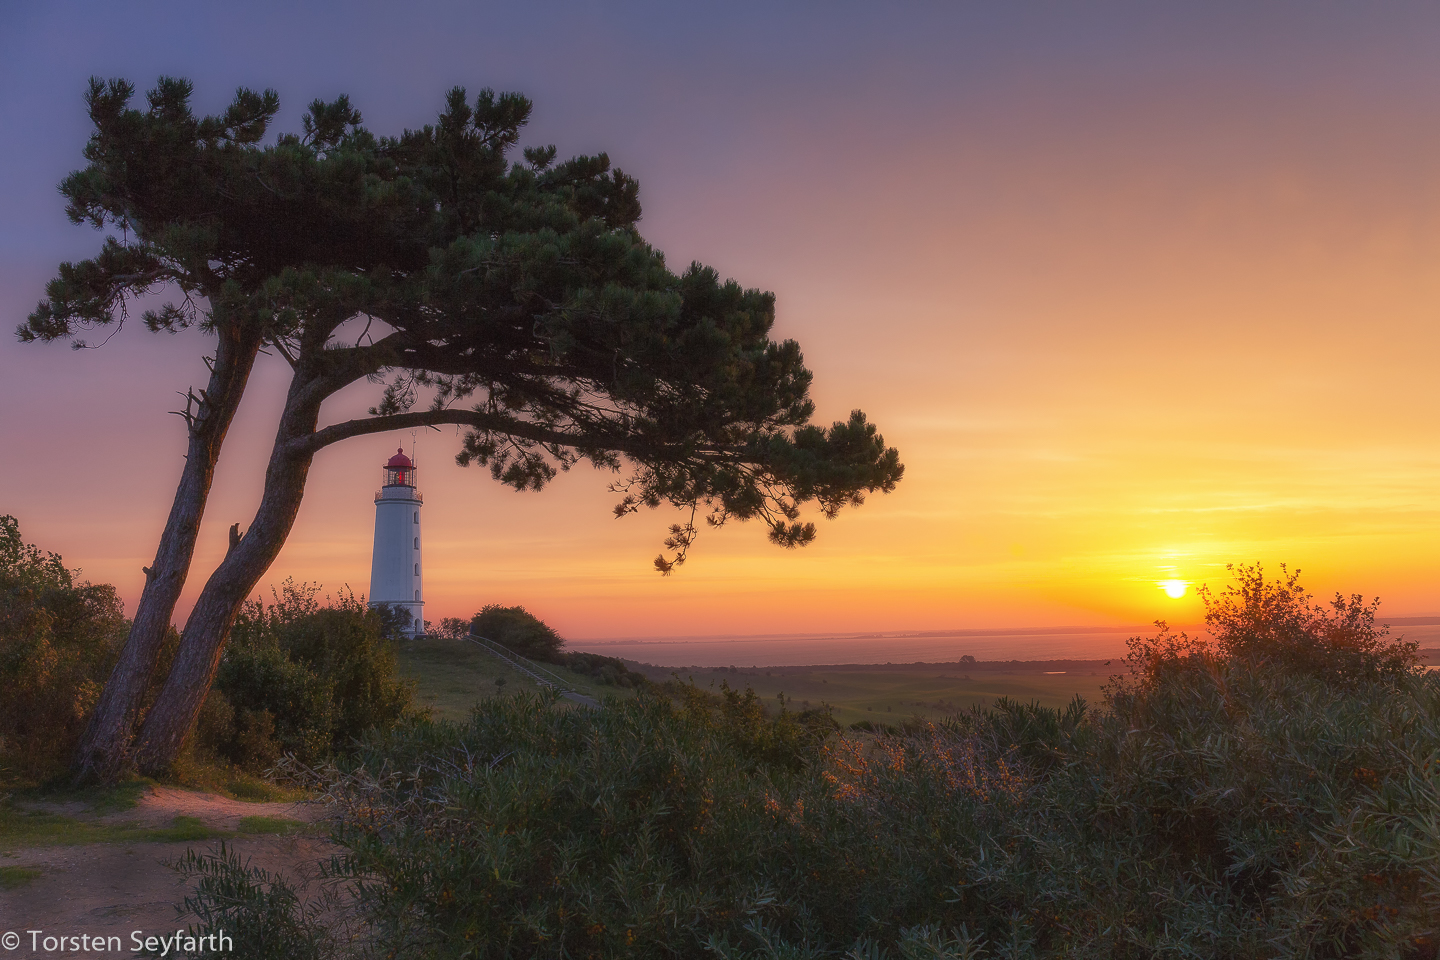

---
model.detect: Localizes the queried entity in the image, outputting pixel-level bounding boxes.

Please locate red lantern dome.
[383,448,415,487]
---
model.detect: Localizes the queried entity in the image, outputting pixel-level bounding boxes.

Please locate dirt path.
[0,786,333,951]
[103,785,317,831]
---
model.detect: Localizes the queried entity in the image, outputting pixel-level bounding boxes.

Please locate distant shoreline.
[621,648,1440,672]
[569,626,1158,667]
[570,622,1440,668]
[575,625,1180,645]
[575,615,1440,646]
[630,658,1121,675]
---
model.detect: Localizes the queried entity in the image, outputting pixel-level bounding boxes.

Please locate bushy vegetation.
[469,603,648,687]
[470,604,566,661]
[196,580,418,771]
[0,516,128,780]
[562,651,650,688]
[150,566,1440,957]
[0,519,418,784]
[435,617,471,641]
[136,843,341,960]
[1115,563,1416,695]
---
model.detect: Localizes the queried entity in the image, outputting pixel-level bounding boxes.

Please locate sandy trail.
[0,785,336,949]
[109,784,320,831]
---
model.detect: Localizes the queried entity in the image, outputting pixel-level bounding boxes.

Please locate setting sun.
[1159,580,1189,600]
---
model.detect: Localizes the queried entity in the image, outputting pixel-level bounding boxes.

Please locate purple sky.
[4,2,1439,646]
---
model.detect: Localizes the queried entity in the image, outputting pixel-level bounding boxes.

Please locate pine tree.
[23,78,903,777]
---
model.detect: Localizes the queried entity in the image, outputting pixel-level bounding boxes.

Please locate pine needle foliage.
[25,75,902,776]
[21,76,903,573]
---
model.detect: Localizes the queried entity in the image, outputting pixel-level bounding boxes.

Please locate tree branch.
[269,336,298,369]
[288,408,644,458]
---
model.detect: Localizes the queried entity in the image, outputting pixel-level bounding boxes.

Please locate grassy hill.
[396,637,639,720]
[400,634,1119,728]
[400,640,1440,729]
[629,659,1116,727]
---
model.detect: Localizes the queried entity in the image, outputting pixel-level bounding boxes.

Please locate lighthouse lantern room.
[369,447,425,638]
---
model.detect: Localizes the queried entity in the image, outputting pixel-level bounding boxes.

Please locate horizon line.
[570,615,1440,645]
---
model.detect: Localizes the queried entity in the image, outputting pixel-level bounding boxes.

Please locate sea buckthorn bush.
[309,686,1022,958]
[177,566,1439,958]
[197,579,417,770]
[0,515,128,780]
[561,650,650,688]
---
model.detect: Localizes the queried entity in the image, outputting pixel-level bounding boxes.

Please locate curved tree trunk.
[73,322,262,782]
[132,372,327,776]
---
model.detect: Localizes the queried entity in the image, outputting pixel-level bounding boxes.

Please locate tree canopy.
[24,77,903,775]
[470,604,566,662]
[24,77,902,572]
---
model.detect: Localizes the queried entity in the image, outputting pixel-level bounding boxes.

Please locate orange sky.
[2,3,1438,648]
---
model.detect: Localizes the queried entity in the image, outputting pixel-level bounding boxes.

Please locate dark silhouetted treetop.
[30,76,901,776]
[470,604,565,663]
[21,75,666,780]
[18,78,637,346]
[25,75,900,576]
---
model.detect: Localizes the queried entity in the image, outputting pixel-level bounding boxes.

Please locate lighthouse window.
[413,512,418,523]
[414,537,419,549]
[415,590,420,601]
[414,563,419,575]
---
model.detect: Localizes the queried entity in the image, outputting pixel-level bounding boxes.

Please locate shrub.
[174,567,1440,957]
[198,580,416,770]
[190,688,1019,957]
[1204,563,1417,682]
[562,651,649,688]
[470,603,565,662]
[136,843,337,960]
[467,606,650,689]
[435,616,470,640]
[0,516,128,780]
[1114,563,1418,701]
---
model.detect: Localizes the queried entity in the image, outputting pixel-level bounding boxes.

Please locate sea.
[572,617,1440,668]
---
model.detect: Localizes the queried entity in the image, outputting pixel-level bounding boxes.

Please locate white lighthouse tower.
[369,447,425,638]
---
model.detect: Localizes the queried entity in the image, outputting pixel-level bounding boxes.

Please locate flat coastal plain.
[399,643,1440,729]
[396,639,1121,727]
[632,660,1115,728]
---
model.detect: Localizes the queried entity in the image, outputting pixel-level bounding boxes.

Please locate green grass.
[237,815,311,835]
[220,776,300,802]
[11,776,152,814]
[642,663,1115,728]
[161,815,215,841]
[400,640,1119,728]
[0,864,42,889]
[398,637,637,720]
[7,760,306,808]
[0,809,312,850]
[0,809,225,850]
[166,752,312,803]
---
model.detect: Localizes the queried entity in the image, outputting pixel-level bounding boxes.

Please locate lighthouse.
[369,447,425,638]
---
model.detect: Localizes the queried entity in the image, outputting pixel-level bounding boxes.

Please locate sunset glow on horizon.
[2,3,1438,656]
